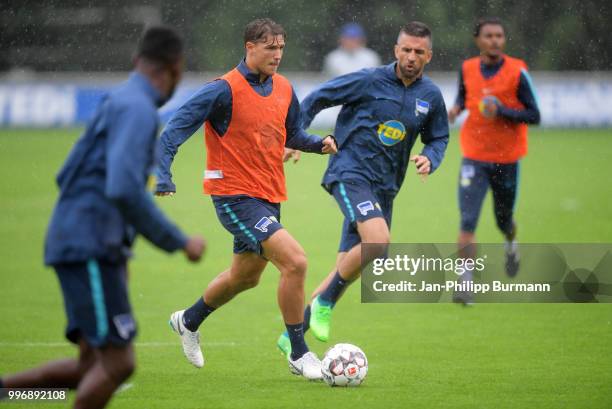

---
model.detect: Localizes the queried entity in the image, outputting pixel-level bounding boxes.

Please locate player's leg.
[309,252,349,301]
[308,181,390,341]
[306,252,348,330]
[263,229,307,340]
[179,251,267,335]
[3,259,134,391]
[72,343,135,409]
[71,260,137,408]
[490,161,520,276]
[307,192,393,308]
[276,251,347,357]
[205,253,268,306]
[308,217,389,340]
[170,195,278,368]
[456,158,490,304]
[262,228,322,379]
[1,338,95,389]
[171,251,268,368]
[44,259,135,407]
[277,182,389,352]
[340,219,390,278]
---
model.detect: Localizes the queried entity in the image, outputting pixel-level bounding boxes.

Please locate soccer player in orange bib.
[448,17,540,304]
[155,19,337,379]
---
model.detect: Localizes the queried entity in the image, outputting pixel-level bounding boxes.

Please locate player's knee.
[77,348,96,376]
[362,242,389,262]
[360,220,390,245]
[495,213,513,234]
[103,347,135,384]
[237,273,261,290]
[361,230,390,260]
[461,217,478,233]
[282,252,308,279]
[358,226,390,262]
[373,230,390,245]
[113,356,135,383]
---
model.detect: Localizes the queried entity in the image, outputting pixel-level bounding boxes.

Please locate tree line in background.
[1,0,610,72]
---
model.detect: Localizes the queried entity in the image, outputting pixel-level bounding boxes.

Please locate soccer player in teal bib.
[277,22,450,355]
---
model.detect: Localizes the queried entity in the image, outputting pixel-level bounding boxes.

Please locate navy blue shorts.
[458,158,519,234]
[54,259,137,348]
[212,195,283,255]
[330,181,394,252]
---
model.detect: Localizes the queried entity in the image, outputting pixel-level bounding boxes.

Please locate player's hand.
[448,105,462,124]
[283,148,302,163]
[481,96,500,118]
[155,191,175,197]
[183,236,205,262]
[484,100,499,117]
[322,135,338,154]
[410,155,431,182]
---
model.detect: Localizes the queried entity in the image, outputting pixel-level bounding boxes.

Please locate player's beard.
[399,63,422,81]
[484,45,503,60]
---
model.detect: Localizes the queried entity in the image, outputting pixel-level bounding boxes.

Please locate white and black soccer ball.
[321,343,368,387]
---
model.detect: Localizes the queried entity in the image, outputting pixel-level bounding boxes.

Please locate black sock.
[286,323,309,361]
[302,305,311,333]
[319,271,349,305]
[183,297,216,332]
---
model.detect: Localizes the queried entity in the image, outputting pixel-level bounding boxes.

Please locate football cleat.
[309,296,333,342]
[169,310,204,368]
[505,249,520,277]
[452,289,474,306]
[276,332,292,358]
[288,351,323,380]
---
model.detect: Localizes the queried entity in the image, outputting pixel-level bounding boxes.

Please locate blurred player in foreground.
[0,27,204,409]
[277,21,449,353]
[155,18,336,380]
[448,17,540,304]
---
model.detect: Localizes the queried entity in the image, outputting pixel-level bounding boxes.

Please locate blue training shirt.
[156,60,325,193]
[45,72,188,265]
[301,63,449,195]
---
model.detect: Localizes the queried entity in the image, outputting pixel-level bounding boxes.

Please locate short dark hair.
[398,21,432,47]
[473,17,504,37]
[244,18,286,44]
[136,26,183,66]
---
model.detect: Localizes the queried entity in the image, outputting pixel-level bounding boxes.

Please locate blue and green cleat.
[309,296,333,342]
[276,332,292,358]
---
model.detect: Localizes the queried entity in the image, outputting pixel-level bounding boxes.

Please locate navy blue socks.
[319,271,349,305]
[302,304,312,333]
[183,297,216,332]
[286,323,309,361]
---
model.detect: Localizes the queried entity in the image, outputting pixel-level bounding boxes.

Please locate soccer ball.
[321,343,368,387]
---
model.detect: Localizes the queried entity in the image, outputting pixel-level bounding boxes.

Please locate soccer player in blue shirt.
[277,22,449,354]
[0,27,204,409]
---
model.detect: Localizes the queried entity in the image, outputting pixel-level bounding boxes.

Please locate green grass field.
[1,128,611,408]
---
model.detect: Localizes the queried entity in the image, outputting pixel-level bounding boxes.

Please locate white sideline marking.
[0,341,238,348]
